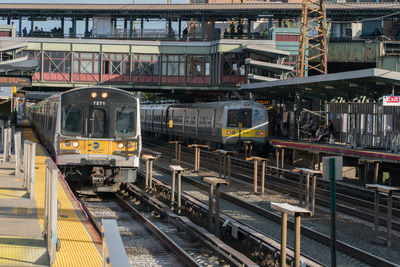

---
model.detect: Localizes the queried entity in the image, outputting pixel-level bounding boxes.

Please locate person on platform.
[328,119,335,144]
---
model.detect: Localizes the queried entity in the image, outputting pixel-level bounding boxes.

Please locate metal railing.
[102,219,130,267]
[44,159,59,266]
[23,140,36,199]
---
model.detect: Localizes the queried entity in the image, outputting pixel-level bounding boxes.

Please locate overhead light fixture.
[349,83,358,87]
[326,85,334,89]
[305,87,312,91]
[376,81,385,85]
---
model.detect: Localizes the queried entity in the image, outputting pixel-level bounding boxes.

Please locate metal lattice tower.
[296,0,328,78]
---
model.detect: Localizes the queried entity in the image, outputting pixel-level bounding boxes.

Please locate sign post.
[323,156,342,267]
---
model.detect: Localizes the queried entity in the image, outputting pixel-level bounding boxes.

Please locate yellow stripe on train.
[60,140,136,155]
[221,128,267,138]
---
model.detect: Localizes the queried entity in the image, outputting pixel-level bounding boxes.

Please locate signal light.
[260,131,264,135]
[227,131,231,135]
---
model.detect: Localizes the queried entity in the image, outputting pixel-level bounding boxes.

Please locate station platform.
[0,126,102,266]
[270,138,400,164]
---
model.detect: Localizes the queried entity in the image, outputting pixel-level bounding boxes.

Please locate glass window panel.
[162,62,167,76]
[81,53,93,60]
[169,55,179,61]
[74,61,79,73]
[227,110,239,127]
[240,109,252,128]
[115,107,136,137]
[90,109,106,138]
[168,62,178,76]
[179,62,185,76]
[43,58,50,72]
[62,106,82,135]
[153,61,159,75]
[141,54,152,61]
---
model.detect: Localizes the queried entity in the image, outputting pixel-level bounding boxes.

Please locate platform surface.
[0,126,102,267]
[0,157,48,266]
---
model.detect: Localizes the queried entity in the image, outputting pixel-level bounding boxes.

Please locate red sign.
[383,95,400,106]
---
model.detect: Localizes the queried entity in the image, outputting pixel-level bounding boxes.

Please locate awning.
[245,58,294,73]
[242,44,291,58]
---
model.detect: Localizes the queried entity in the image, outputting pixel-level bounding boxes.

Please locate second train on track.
[141,100,268,150]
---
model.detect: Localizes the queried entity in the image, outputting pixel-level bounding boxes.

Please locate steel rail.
[114,194,202,267]
[144,151,400,267]
[143,140,400,227]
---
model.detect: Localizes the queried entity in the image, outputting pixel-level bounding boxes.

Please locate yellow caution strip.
[23,128,102,267]
[0,188,29,199]
[0,235,48,266]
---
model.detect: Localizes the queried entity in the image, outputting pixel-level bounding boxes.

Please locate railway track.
[76,187,257,266]
[141,138,400,267]
[143,138,400,229]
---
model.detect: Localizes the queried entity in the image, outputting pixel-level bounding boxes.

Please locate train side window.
[227,110,239,127]
[115,106,136,137]
[62,106,82,136]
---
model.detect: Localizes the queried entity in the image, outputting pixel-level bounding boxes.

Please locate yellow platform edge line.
[22,127,102,267]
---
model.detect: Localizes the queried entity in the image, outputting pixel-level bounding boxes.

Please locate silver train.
[141,100,268,149]
[28,87,141,191]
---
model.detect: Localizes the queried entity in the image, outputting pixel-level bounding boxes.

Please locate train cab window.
[227,109,252,128]
[62,106,82,135]
[240,109,252,128]
[227,110,239,127]
[115,106,136,137]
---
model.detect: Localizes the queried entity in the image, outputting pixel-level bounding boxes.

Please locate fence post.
[45,159,59,266]
[14,132,21,175]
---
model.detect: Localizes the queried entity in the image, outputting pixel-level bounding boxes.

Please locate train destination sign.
[383,95,400,106]
[0,76,31,87]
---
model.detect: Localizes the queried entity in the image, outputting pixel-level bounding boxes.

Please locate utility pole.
[296,0,328,78]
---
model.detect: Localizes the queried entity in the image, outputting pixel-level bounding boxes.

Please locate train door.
[239,109,252,128]
[196,110,199,137]
[212,109,216,137]
[87,106,109,159]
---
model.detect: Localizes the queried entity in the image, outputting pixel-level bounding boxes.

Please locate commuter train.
[28,87,141,191]
[141,100,268,150]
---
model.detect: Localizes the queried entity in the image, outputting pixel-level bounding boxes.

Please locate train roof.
[40,86,137,102]
[142,100,264,109]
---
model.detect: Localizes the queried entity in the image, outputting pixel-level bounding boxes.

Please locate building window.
[133,54,159,76]
[73,53,100,74]
[161,55,186,77]
[43,51,71,74]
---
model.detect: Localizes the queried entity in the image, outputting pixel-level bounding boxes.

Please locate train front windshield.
[227,109,252,128]
[115,106,136,137]
[62,106,83,135]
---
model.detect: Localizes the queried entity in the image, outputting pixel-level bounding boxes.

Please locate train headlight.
[101,92,108,99]
[260,131,264,136]
[227,131,231,135]
[65,141,71,147]
[256,131,260,135]
[91,92,97,98]
[72,141,79,148]
[117,142,124,149]
[126,142,132,148]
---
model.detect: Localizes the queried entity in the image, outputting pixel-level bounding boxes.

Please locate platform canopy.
[241,68,400,100]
